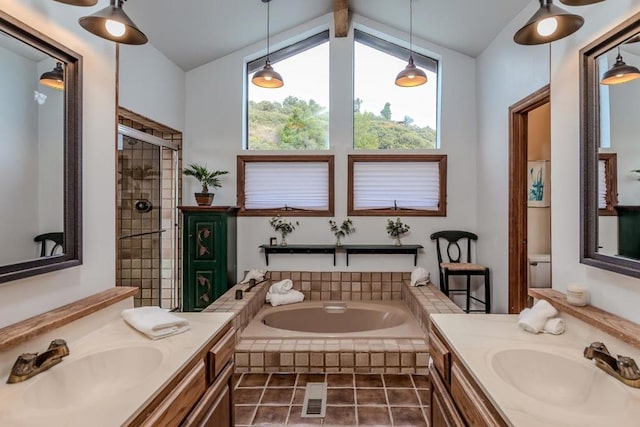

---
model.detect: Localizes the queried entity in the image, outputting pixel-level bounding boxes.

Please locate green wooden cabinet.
[180,206,238,311]
[616,206,640,260]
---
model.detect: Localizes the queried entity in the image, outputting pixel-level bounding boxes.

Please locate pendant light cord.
[266,1,271,58]
[409,0,413,56]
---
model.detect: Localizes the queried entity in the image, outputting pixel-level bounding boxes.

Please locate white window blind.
[353,161,440,210]
[244,162,329,210]
[598,159,607,209]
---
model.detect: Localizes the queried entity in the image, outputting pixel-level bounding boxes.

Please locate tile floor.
[233,372,430,426]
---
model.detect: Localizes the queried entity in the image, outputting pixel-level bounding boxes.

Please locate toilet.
[528,254,551,288]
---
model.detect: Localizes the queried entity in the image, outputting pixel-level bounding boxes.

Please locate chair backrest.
[34,232,64,257]
[430,230,478,265]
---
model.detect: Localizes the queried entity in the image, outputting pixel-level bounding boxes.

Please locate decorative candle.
[566,283,588,306]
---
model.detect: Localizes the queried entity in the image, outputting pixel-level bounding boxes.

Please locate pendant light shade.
[514,0,584,45]
[559,0,604,5]
[601,47,640,85]
[54,0,98,6]
[39,62,64,90]
[79,0,148,45]
[395,0,427,87]
[395,57,427,87]
[252,0,284,88]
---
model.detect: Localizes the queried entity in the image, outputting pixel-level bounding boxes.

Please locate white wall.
[0,46,39,264]
[478,0,640,321]
[185,13,478,280]
[0,0,117,328]
[119,43,186,132]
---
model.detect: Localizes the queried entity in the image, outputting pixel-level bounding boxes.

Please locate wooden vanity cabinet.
[429,324,507,427]
[127,322,236,427]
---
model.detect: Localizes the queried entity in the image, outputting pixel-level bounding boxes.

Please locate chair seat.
[441,262,487,272]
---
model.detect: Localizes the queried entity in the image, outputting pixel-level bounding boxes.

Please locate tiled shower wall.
[117,109,182,308]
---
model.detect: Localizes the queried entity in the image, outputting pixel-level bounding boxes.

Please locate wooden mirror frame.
[580,10,640,278]
[0,11,82,283]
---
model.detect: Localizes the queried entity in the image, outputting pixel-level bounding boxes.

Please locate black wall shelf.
[258,244,423,266]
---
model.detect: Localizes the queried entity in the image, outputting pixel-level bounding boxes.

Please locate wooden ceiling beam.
[333,0,349,37]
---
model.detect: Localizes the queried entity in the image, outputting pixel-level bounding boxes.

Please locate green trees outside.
[248,97,436,150]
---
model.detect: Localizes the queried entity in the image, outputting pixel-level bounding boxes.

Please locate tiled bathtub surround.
[204,271,463,374]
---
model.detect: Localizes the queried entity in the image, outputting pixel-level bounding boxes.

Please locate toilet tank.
[528,254,551,288]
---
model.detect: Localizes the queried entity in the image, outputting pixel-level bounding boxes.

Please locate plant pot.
[195,192,214,206]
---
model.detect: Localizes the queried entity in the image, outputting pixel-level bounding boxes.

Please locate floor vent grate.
[301,382,327,418]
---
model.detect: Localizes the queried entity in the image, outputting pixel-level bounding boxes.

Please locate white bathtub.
[241,300,425,339]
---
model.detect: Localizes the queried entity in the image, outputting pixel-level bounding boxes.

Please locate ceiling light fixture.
[53,0,98,6]
[79,0,148,45]
[514,0,584,45]
[252,0,284,88]
[395,0,427,87]
[559,0,605,5]
[600,46,640,85]
[39,62,64,90]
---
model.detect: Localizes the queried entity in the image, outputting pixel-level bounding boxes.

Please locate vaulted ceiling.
[124,0,533,71]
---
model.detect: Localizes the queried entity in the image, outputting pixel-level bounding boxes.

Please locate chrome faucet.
[6,339,69,384]
[584,341,640,388]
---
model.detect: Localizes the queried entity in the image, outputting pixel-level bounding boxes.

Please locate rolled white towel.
[266,289,305,307]
[269,279,293,294]
[543,317,566,335]
[530,299,558,319]
[121,306,190,340]
[411,267,430,287]
[240,269,267,284]
[517,309,546,334]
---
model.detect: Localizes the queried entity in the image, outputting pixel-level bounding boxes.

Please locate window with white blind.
[348,155,447,216]
[598,153,618,216]
[237,155,334,216]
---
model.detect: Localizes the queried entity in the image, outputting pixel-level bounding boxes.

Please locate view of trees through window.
[354,36,438,150]
[246,31,438,150]
[247,39,329,150]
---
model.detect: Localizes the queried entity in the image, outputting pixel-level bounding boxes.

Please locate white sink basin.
[23,346,163,410]
[491,349,629,413]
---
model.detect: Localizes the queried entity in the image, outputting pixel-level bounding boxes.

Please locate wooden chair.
[430,230,490,313]
[34,232,64,257]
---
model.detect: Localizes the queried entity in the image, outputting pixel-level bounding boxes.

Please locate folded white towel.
[517,308,546,334]
[240,269,267,284]
[530,299,558,319]
[269,279,293,294]
[410,267,430,286]
[121,306,190,340]
[543,317,566,335]
[266,289,305,307]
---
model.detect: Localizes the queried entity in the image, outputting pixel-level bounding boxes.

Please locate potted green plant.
[183,163,229,206]
[269,216,299,246]
[386,217,410,246]
[329,218,355,246]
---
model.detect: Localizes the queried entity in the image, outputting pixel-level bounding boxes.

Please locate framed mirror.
[581,10,640,278]
[0,11,82,283]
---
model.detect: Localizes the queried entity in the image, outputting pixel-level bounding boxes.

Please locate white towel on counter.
[543,317,566,335]
[517,300,560,334]
[269,279,293,294]
[266,289,305,307]
[410,267,430,286]
[121,306,190,340]
[240,269,267,284]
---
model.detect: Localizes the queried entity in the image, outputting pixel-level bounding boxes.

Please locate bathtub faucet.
[245,278,266,292]
[583,341,640,388]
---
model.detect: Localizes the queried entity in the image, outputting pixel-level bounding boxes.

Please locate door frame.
[508,85,550,314]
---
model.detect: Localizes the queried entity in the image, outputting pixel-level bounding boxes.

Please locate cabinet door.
[183,363,234,427]
[184,214,226,311]
[429,366,465,427]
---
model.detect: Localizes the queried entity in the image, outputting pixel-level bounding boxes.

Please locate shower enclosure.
[116,125,179,308]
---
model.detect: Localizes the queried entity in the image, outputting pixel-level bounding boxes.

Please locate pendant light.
[79,0,148,45]
[53,0,98,6]
[601,46,640,85]
[39,62,64,90]
[252,0,284,88]
[514,0,584,45]
[559,0,604,5]
[395,0,427,87]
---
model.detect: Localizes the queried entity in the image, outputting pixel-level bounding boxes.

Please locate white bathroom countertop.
[0,309,234,427]
[431,313,640,427]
